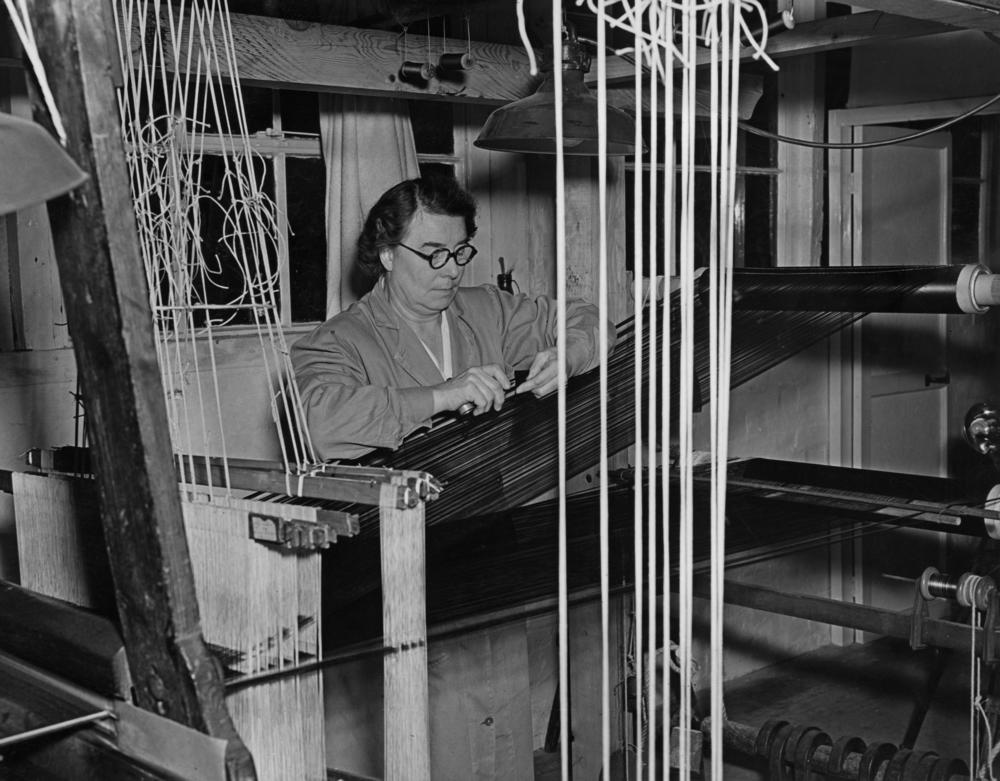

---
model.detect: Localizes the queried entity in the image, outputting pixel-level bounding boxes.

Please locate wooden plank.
[24,1,254,777]
[180,456,401,507]
[380,488,430,781]
[0,580,127,697]
[776,39,824,268]
[132,9,537,104]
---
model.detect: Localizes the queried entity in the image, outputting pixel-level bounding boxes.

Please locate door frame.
[827,96,1000,642]
[828,95,1000,466]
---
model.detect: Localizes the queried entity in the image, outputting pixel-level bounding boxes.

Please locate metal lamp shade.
[0,112,88,216]
[474,69,637,156]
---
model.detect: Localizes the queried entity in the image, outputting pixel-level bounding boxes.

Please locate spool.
[964,402,1000,455]
[987,485,1000,540]
[918,566,995,611]
[399,61,434,83]
[969,263,1000,311]
[437,52,474,70]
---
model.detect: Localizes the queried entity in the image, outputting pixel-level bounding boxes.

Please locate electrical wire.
[739,90,1000,150]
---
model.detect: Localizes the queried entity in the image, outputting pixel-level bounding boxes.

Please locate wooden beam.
[591,11,954,86]
[25,1,254,778]
[133,9,537,104]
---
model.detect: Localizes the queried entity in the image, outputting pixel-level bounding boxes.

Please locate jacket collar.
[364,278,451,385]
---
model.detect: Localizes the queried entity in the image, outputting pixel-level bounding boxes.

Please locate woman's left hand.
[516,347,560,397]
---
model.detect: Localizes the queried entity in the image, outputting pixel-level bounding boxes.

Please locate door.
[854,127,951,620]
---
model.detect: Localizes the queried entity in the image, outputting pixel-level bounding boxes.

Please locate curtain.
[319,95,420,317]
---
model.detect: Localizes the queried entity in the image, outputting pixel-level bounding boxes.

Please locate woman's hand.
[516,348,560,397]
[432,364,510,415]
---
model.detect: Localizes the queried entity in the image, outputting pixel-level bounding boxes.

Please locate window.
[409,99,459,179]
[950,116,992,266]
[183,92,461,328]
[173,87,326,327]
[625,71,779,276]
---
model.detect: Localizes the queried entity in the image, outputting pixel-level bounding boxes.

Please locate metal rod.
[704,579,993,654]
[0,709,115,750]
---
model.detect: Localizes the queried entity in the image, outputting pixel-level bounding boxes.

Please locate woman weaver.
[292,174,615,461]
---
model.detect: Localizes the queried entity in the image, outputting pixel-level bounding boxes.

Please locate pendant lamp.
[0,112,88,216]
[474,28,638,156]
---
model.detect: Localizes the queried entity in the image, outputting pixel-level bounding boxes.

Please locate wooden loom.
[6,2,1000,779]
[0,2,440,780]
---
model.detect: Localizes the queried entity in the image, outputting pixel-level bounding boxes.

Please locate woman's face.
[381,208,470,321]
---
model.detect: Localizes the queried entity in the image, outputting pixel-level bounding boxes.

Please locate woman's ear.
[379,247,393,273]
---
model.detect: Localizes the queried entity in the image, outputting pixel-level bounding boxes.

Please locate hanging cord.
[740,90,1000,150]
[2,0,71,145]
[516,0,539,75]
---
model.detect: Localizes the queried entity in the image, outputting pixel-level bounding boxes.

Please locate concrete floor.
[719,637,976,779]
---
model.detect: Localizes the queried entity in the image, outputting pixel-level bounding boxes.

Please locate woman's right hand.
[432,364,510,416]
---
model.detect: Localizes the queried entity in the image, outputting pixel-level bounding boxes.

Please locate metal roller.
[858,741,897,781]
[769,723,799,781]
[928,756,969,781]
[721,264,1000,315]
[826,735,867,779]
[911,751,942,781]
[755,719,791,758]
[793,727,831,781]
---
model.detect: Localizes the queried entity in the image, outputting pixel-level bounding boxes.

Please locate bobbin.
[399,60,434,83]
[918,566,995,611]
[437,52,474,70]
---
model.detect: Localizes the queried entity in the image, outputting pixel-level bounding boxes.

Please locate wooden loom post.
[379,483,431,780]
[24,0,254,777]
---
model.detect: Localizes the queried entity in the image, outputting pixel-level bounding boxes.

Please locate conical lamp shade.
[0,112,88,216]
[474,69,638,156]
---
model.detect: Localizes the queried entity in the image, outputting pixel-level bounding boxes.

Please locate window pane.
[743,173,775,267]
[281,90,320,134]
[624,168,670,277]
[287,157,328,322]
[952,181,980,265]
[625,168,767,275]
[419,162,455,180]
[410,101,454,154]
[742,71,777,169]
[185,85,273,134]
[192,155,277,327]
[952,121,982,179]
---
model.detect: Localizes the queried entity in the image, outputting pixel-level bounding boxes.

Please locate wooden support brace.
[379,483,430,781]
[24,1,254,777]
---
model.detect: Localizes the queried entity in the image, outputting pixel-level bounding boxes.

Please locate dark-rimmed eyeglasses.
[397,241,478,270]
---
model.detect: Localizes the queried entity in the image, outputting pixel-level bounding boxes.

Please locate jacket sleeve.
[489,286,617,376]
[290,325,435,461]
